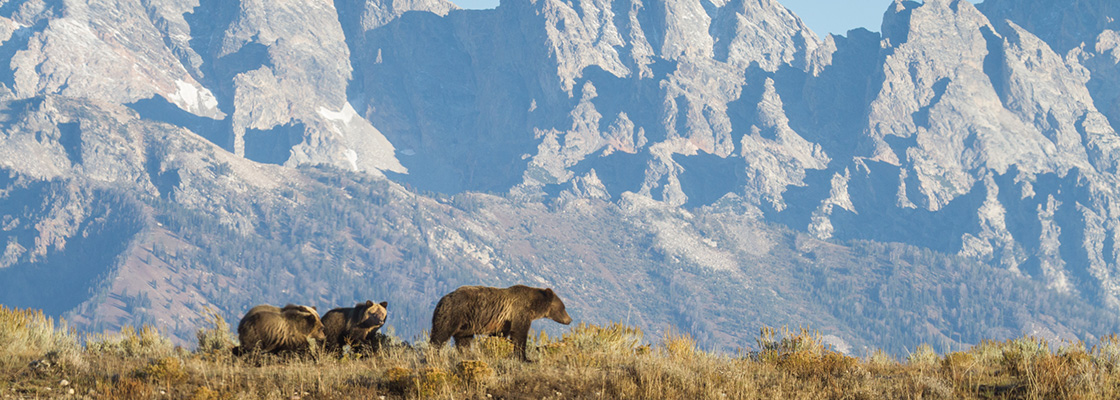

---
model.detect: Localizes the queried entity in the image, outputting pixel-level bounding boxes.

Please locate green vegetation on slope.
[130,166,1120,354]
[3,159,1118,356]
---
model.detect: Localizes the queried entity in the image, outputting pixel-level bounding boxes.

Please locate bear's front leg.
[510,320,533,362]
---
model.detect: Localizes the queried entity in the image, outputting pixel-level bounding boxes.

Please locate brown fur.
[233,304,326,356]
[321,300,388,352]
[430,285,572,361]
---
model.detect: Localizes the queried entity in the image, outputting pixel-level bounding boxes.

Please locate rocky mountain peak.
[977,0,1120,55]
[863,0,1104,210]
[711,0,820,72]
[341,0,458,32]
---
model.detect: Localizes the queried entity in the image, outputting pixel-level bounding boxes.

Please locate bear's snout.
[555,311,572,325]
[311,326,327,341]
[362,307,387,328]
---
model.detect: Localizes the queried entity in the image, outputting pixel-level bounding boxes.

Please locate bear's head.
[353,300,389,329]
[541,288,572,325]
[282,304,326,342]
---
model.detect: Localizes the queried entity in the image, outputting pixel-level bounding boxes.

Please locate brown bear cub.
[430,285,572,361]
[233,304,326,356]
[321,300,389,353]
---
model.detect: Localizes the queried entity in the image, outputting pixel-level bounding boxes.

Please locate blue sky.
[449,0,897,36]
[779,0,893,36]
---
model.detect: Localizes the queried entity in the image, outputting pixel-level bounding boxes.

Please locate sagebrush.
[0,306,1118,399]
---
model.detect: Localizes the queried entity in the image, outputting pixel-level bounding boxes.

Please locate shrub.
[456,360,494,386]
[818,351,859,376]
[417,367,455,397]
[554,323,645,354]
[1000,337,1050,377]
[132,357,188,384]
[195,308,236,359]
[1093,334,1120,371]
[0,305,82,369]
[544,323,647,366]
[940,351,973,378]
[867,349,897,370]
[188,386,225,400]
[755,326,857,377]
[906,344,939,368]
[476,336,514,359]
[968,339,1004,365]
[660,330,698,362]
[382,366,414,395]
[380,365,455,397]
[368,324,407,351]
[1056,341,1091,371]
[86,325,176,359]
[757,326,826,358]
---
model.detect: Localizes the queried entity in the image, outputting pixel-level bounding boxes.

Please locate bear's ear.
[544,288,555,296]
[362,300,374,308]
[379,301,389,309]
[305,312,321,325]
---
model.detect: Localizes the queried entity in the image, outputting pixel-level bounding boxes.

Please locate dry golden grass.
[2,307,1120,399]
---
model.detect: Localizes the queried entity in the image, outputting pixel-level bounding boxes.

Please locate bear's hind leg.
[453,334,474,352]
[430,327,453,348]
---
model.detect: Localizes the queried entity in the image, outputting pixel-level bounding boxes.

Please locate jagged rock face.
[825,0,1120,307]
[0,0,404,174]
[356,0,826,202]
[2,0,219,116]
[352,0,1120,309]
[976,0,1120,55]
[977,0,1120,163]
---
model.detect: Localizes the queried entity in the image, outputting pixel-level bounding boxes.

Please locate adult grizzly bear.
[321,300,388,353]
[233,304,326,356]
[430,285,572,361]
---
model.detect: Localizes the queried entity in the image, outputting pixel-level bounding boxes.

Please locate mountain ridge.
[1,0,1120,354]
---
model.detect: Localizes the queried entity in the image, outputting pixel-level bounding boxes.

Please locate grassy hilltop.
[3,306,1120,399]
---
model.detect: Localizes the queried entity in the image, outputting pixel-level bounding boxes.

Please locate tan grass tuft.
[131,356,188,384]
[660,330,698,362]
[187,386,226,400]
